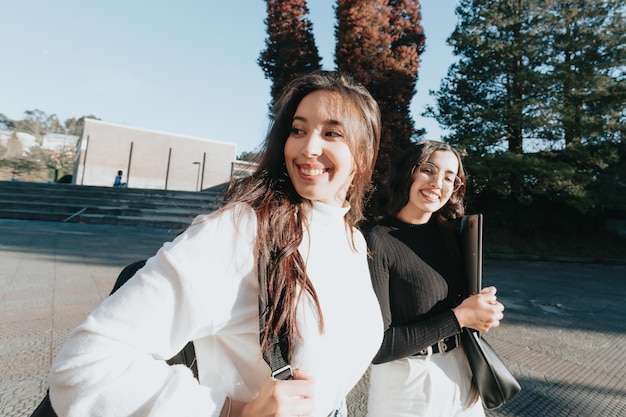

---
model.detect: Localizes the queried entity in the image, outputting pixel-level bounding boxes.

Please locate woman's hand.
[228,369,315,417]
[452,286,504,333]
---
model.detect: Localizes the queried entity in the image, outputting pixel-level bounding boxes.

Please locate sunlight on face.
[397,150,460,224]
[284,90,355,207]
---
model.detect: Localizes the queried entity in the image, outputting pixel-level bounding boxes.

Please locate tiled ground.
[0,220,176,417]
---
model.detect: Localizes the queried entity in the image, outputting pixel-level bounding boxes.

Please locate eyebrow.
[425,160,458,175]
[292,115,343,127]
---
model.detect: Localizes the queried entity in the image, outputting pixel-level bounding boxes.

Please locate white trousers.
[366,344,484,417]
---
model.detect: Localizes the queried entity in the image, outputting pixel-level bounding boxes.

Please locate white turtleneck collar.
[309,200,350,219]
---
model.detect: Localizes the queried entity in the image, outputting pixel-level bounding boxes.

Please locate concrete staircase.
[0,180,225,229]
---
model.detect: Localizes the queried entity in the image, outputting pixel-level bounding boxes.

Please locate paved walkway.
[0,219,624,417]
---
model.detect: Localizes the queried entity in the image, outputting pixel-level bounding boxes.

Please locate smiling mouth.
[299,166,326,176]
[421,190,440,201]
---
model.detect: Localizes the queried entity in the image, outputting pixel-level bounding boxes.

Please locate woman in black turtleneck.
[364,140,505,417]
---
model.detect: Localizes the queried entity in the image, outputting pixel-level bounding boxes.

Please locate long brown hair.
[221,70,381,358]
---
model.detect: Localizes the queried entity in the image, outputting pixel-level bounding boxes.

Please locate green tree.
[335,0,425,213]
[541,0,626,146]
[64,115,99,136]
[463,141,624,233]
[426,0,625,153]
[26,145,72,181]
[424,0,625,230]
[258,0,322,111]
[0,112,95,181]
[0,113,14,130]
[4,132,24,160]
[11,110,98,137]
[425,0,549,154]
[238,151,261,162]
[13,109,58,137]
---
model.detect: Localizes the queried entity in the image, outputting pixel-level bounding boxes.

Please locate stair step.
[0,180,225,228]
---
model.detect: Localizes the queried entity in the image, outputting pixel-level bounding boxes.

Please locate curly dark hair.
[384,140,466,221]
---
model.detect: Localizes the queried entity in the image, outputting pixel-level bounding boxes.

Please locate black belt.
[412,334,460,357]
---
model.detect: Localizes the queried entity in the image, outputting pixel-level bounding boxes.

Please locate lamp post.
[192,162,201,191]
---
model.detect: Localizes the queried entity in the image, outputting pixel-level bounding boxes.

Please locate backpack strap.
[109,260,147,294]
[257,257,293,380]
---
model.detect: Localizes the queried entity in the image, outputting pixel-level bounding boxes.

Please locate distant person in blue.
[113,170,126,187]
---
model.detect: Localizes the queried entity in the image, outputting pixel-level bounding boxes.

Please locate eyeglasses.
[414,161,463,192]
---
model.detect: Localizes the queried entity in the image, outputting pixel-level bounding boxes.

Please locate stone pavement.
[0,219,624,417]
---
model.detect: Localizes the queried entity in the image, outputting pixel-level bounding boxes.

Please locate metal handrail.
[63,207,88,222]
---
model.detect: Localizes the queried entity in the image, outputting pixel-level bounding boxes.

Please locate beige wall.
[73,119,237,191]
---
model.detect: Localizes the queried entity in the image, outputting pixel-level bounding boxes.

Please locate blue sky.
[1,1,458,154]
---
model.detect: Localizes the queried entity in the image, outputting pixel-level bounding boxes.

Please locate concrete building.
[73,119,238,191]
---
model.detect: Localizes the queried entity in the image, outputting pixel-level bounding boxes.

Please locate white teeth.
[300,167,324,176]
[423,191,439,200]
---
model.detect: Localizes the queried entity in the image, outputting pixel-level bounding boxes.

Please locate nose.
[430,173,444,188]
[301,131,323,156]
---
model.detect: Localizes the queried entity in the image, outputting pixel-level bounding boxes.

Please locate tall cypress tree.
[258,0,322,112]
[335,0,425,211]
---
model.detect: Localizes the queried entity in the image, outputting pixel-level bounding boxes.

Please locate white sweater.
[48,201,384,417]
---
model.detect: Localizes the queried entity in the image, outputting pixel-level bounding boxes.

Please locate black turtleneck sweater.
[364,216,466,364]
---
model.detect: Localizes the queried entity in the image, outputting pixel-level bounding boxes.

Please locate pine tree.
[258,0,322,111]
[423,0,625,230]
[425,0,548,154]
[542,0,626,146]
[335,0,425,206]
[426,0,625,154]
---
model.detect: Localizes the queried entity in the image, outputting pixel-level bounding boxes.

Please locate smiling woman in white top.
[48,70,384,417]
